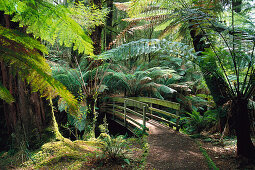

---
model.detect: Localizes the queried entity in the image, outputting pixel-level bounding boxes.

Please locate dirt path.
[145,120,209,170]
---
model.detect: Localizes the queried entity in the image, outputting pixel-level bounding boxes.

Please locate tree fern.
[103,65,177,99]
[51,64,82,97]
[0,0,94,55]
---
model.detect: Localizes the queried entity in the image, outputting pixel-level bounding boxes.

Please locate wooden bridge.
[103,97,181,135]
[102,97,211,169]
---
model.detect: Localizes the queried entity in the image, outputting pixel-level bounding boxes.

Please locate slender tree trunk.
[91,0,103,55]
[83,95,97,139]
[230,98,255,159]
[106,0,113,48]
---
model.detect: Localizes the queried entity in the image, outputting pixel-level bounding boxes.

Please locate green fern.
[0,0,94,55]
[0,27,78,112]
[98,39,196,61]
[104,65,176,99]
[0,82,15,104]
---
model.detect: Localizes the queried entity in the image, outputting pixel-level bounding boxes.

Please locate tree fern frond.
[0,26,48,54]
[157,84,176,94]
[52,65,82,96]
[0,33,78,113]
[0,81,15,104]
[127,0,163,17]
[123,14,169,22]
[69,2,108,33]
[130,23,155,31]
[114,2,131,11]
[1,0,94,55]
[99,39,196,62]
[108,22,137,48]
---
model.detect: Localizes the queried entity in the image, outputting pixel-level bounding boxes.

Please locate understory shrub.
[181,109,218,134]
[99,134,129,160]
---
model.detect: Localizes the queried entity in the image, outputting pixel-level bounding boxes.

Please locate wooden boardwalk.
[103,97,209,169]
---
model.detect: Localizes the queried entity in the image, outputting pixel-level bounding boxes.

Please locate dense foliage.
[0,0,255,168]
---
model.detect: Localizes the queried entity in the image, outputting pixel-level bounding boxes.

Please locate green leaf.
[0,82,15,104]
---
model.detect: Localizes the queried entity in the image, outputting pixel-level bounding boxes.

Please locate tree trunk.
[91,0,103,55]
[0,62,51,150]
[106,0,113,48]
[230,98,255,159]
[189,27,230,132]
[0,12,52,151]
[190,29,230,106]
[83,95,97,139]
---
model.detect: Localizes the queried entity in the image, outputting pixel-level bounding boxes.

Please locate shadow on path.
[145,120,209,170]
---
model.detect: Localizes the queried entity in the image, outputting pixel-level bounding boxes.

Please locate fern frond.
[0,0,94,55]
[0,81,15,104]
[52,65,82,96]
[99,39,196,62]
[108,22,137,48]
[69,2,108,33]
[0,26,48,54]
[0,29,78,113]
[114,2,131,11]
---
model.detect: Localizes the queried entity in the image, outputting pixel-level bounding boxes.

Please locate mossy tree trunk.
[83,95,97,139]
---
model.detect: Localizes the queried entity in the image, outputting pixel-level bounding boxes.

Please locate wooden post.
[113,101,115,120]
[124,100,127,127]
[176,111,180,131]
[143,105,146,131]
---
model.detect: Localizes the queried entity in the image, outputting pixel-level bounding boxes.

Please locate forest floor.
[144,119,254,170]
[1,121,255,169]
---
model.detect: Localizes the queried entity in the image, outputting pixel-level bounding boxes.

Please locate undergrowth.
[0,134,148,169]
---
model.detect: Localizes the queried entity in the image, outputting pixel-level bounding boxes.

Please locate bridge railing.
[105,97,181,134]
[106,97,149,132]
[129,97,181,131]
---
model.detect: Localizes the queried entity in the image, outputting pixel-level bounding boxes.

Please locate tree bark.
[190,28,231,106]
[189,26,231,133]
[0,13,51,151]
[0,62,51,150]
[91,0,103,55]
[230,98,255,159]
[106,0,113,48]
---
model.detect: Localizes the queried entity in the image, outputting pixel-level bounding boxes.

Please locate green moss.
[21,139,102,169]
[1,135,147,169]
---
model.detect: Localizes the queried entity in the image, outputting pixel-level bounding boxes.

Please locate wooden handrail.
[107,97,181,133]
[148,107,179,119]
[130,97,180,110]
